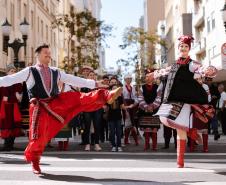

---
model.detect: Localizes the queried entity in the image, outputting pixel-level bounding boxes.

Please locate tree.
[52,10,112,73]
[117,26,165,87]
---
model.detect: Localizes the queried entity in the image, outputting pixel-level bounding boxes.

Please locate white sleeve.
[202,84,211,102]
[189,60,202,73]
[222,92,226,101]
[0,67,30,87]
[59,71,95,89]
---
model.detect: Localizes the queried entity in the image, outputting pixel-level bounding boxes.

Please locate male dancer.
[0,44,122,174]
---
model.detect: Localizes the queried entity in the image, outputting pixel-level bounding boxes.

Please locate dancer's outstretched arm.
[59,70,107,89]
[0,67,30,87]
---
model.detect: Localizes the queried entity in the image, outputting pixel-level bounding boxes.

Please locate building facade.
[188,0,226,82]
[143,0,165,66]
[0,0,59,73]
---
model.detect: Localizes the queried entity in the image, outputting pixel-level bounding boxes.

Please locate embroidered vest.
[28,67,59,99]
[142,84,158,104]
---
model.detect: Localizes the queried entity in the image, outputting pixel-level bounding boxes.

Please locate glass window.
[207,17,211,33]
[208,48,212,60]
[212,45,216,57]
[211,12,215,30]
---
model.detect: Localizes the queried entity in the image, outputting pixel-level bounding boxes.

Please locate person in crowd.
[55,82,74,151]
[205,77,221,140]
[78,65,94,145]
[154,35,217,168]
[100,75,110,143]
[0,44,122,174]
[0,64,23,151]
[218,84,226,135]
[122,74,139,146]
[137,69,161,151]
[81,71,103,151]
[108,84,124,152]
[189,75,211,152]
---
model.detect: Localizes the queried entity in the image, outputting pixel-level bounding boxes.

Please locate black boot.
[162,138,170,149]
[1,138,11,151]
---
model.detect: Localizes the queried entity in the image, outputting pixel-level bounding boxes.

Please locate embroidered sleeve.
[0,67,30,87]
[150,83,164,110]
[59,71,95,89]
[153,66,171,79]
[138,87,148,110]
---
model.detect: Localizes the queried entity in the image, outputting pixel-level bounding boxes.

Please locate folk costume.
[154,35,216,168]
[122,74,139,146]
[0,83,23,151]
[189,81,211,152]
[137,69,162,151]
[55,83,74,151]
[0,64,121,174]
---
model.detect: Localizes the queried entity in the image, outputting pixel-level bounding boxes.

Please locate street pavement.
[0,128,226,185]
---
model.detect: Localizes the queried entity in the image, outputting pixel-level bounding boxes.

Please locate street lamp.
[221,2,226,33]
[1,17,29,68]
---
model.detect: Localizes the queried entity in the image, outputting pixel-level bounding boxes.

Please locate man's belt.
[30,97,65,140]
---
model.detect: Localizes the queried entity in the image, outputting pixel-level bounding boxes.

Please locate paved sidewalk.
[0,127,225,153]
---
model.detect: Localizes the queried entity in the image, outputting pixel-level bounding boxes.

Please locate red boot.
[58,141,63,151]
[177,139,186,168]
[63,140,69,151]
[124,128,130,145]
[131,127,139,146]
[151,132,157,151]
[32,160,41,174]
[202,134,208,152]
[144,132,150,151]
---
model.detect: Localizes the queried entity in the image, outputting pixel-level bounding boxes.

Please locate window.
[41,20,44,38]
[31,47,34,63]
[10,3,15,30]
[18,0,21,19]
[46,25,48,41]
[211,12,215,30]
[37,16,39,33]
[212,45,216,57]
[207,17,211,33]
[208,48,212,60]
[53,32,56,46]
[31,11,34,29]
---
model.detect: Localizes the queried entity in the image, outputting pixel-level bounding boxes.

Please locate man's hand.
[95,80,109,89]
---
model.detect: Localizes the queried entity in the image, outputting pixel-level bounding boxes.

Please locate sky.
[101,0,144,70]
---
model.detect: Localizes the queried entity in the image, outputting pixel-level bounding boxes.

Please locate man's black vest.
[28,67,59,99]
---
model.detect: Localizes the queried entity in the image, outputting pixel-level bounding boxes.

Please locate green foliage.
[52,10,112,73]
[117,26,165,86]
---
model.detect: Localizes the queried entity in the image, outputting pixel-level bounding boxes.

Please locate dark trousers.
[109,120,122,147]
[163,125,177,147]
[100,118,109,142]
[83,109,102,144]
[210,114,219,134]
[220,108,226,134]
[3,137,15,150]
